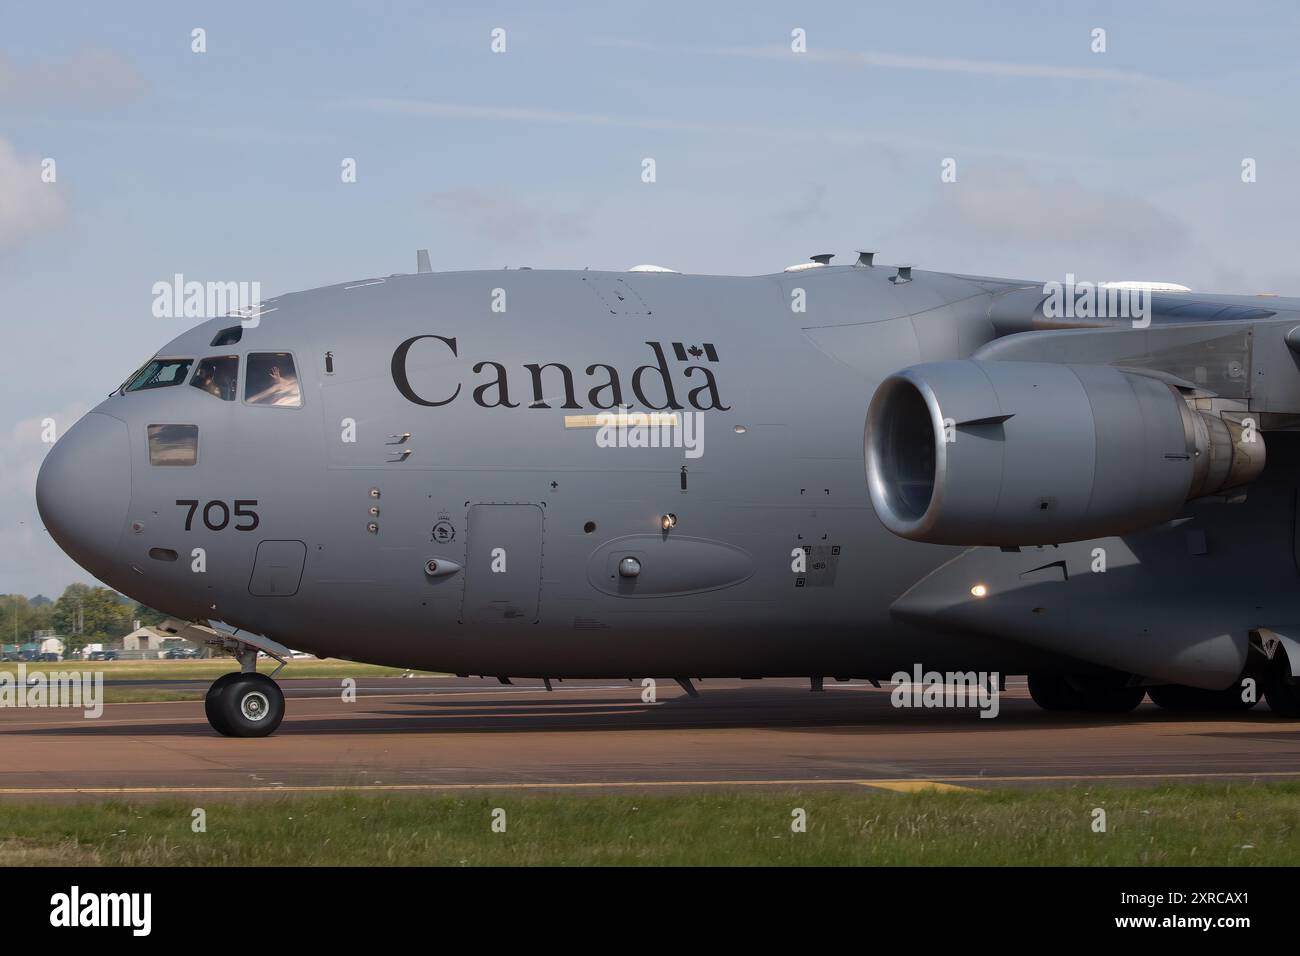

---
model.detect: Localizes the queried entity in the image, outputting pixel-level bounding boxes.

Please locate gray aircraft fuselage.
[36,264,1300,687]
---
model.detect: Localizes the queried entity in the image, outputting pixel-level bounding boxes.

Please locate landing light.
[970,584,988,598]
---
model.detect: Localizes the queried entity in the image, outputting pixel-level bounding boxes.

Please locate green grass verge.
[8,660,443,704]
[2,784,1297,866]
[99,689,206,704]
[7,659,439,682]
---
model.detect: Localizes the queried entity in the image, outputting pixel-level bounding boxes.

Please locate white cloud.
[774,183,829,227]
[0,405,94,596]
[0,49,147,107]
[912,163,1191,258]
[589,37,1161,84]
[340,95,795,136]
[335,96,1063,162]
[0,138,68,250]
[426,189,590,243]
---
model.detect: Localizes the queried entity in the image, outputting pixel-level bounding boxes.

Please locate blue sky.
[4,0,1299,594]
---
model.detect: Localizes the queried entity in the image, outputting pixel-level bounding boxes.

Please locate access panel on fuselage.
[459,504,543,625]
[248,539,307,597]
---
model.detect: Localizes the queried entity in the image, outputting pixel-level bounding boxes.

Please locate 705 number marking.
[176,499,260,532]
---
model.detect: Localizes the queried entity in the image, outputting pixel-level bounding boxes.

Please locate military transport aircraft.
[34,252,1300,735]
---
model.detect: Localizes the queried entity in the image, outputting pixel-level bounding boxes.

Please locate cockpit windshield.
[124,358,194,393]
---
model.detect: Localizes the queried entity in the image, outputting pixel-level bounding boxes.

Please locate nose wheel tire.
[205,672,285,737]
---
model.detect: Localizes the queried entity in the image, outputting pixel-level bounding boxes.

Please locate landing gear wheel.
[1264,672,1300,717]
[1027,672,1075,711]
[203,672,241,735]
[205,672,285,737]
[1028,672,1145,713]
[1148,683,1257,712]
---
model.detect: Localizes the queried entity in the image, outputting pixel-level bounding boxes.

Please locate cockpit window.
[245,352,302,407]
[191,356,239,401]
[147,424,198,466]
[125,358,194,393]
[210,326,243,347]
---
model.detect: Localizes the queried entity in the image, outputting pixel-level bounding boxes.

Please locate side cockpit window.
[245,352,302,407]
[147,424,198,466]
[191,356,239,401]
[125,358,194,393]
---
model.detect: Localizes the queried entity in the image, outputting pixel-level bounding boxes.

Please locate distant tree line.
[0,585,168,649]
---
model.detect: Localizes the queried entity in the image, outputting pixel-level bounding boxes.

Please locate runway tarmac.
[2,677,1299,799]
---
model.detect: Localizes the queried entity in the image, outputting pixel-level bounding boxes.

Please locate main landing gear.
[202,629,286,737]
[1147,682,1257,712]
[1027,671,1145,713]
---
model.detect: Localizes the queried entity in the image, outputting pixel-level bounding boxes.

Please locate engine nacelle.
[865,360,1264,546]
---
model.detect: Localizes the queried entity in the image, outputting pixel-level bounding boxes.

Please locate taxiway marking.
[1,768,1298,797]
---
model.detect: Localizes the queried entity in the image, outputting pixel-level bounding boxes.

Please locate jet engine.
[865,360,1264,546]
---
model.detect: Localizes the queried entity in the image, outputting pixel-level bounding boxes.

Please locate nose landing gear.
[205,671,285,737]
[178,620,290,737]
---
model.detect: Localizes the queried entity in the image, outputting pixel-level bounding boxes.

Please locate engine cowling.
[864,360,1264,546]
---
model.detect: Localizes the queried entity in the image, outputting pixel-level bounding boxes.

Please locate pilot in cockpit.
[246,361,299,406]
[189,355,239,401]
[192,363,221,398]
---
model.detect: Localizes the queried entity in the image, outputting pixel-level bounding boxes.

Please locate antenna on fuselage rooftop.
[416,249,432,274]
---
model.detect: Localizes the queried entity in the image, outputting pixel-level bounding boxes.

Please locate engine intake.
[865,360,1264,546]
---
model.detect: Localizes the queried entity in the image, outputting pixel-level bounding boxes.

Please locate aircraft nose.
[36,411,132,576]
